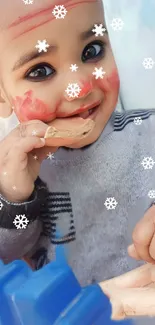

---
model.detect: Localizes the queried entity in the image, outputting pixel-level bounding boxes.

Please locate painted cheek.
[13,90,56,122]
[79,80,93,97]
[96,69,120,93]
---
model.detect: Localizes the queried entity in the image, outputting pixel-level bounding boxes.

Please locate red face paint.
[8,0,97,39]
[79,80,93,97]
[97,69,120,93]
[13,90,55,122]
[9,0,96,28]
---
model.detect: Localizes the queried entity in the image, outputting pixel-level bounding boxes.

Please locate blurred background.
[103,0,155,112]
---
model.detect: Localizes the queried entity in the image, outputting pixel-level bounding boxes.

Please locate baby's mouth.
[71,99,101,120]
[78,105,99,119]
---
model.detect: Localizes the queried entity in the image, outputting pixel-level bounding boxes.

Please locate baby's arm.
[0,176,49,268]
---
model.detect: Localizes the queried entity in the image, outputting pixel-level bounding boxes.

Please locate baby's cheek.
[13,90,55,122]
[97,69,120,94]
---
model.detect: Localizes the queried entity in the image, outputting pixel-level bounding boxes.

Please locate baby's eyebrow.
[80,23,107,40]
[12,45,57,71]
[12,22,106,72]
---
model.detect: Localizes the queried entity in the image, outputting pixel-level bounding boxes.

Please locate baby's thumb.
[128,244,141,260]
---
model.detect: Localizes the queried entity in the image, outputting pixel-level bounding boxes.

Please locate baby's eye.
[82,41,105,62]
[25,63,55,81]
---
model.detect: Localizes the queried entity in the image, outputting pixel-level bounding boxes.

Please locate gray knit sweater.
[39,109,155,284]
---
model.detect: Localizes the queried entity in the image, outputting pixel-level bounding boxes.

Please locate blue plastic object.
[0,259,132,325]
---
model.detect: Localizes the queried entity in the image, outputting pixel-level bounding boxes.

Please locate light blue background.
[103,0,155,111]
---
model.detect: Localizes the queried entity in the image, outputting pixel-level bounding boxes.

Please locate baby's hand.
[0,120,57,203]
[128,204,155,263]
[100,263,155,320]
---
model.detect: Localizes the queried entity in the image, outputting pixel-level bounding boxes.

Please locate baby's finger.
[149,232,155,261]
[110,286,155,320]
[131,205,155,263]
[0,120,48,157]
[7,136,45,167]
[100,264,154,291]
[128,244,141,260]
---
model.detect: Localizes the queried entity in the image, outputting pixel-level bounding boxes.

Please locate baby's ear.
[0,87,5,103]
[0,88,13,118]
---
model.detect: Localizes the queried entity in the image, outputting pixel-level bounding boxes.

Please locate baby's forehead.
[0,0,102,47]
[0,0,76,51]
[0,0,70,30]
[1,0,98,31]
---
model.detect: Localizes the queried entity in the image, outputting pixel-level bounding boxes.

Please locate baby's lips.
[44,116,95,147]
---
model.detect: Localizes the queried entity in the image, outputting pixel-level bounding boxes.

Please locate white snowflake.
[111,18,124,31]
[33,155,38,160]
[142,58,155,69]
[148,190,155,199]
[13,214,29,230]
[2,171,7,176]
[32,130,37,136]
[92,24,106,37]
[35,40,50,53]
[104,197,118,210]
[70,64,78,72]
[52,5,67,19]
[134,117,142,125]
[12,185,17,191]
[23,0,33,4]
[92,67,106,80]
[0,200,3,211]
[65,83,81,99]
[47,152,55,160]
[141,157,155,170]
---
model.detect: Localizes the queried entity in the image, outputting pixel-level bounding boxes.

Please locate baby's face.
[0,0,119,148]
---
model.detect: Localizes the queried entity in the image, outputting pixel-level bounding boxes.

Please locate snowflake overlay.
[13,214,29,229]
[134,117,142,125]
[33,155,38,160]
[148,190,155,199]
[104,197,118,210]
[0,200,3,211]
[142,58,155,70]
[47,152,55,160]
[52,5,67,19]
[23,0,33,4]
[92,67,106,80]
[35,40,50,53]
[65,83,81,99]
[32,130,37,136]
[92,24,106,37]
[111,18,124,31]
[141,157,155,170]
[70,64,78,72]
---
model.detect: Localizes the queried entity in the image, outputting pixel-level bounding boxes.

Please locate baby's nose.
[64,79,93,102]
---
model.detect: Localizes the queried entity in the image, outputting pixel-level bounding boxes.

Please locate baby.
[1,1,155,322]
